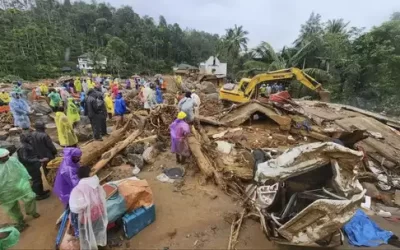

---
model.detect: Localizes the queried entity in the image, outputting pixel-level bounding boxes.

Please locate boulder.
[123,142,145,155]
[78,116,91,126]
[126,154,144,169]
[142,146,159,164]
[0,140,17,155]
[31,101,52,114]
[0,131,9,141]
[204,93,219,102]
[35,115,52,124]
[74,125,93,142]
[3,125,11,130]
[110,154,126,167]
[181,82,196,92]
[199,81,217,94]
[6,135,21,149]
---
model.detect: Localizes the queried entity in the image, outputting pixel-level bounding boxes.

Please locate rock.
[199,81,217,94]
[215,141,234,154]
[0,131,9,141]
[126,154,144,169]
[142,146,159,164]
[395,190,400,207]
[126,89,139,99]
[36,115,52,124]
[0,140,17,155]
[3,125,11,130]
[74,125,93,142]
[124,142,145,155]
[31,101,52,114]
[204,93,219,102]
[195,84,202,90]
[182,82,196,92]
[110,154,126,166]
[361,182,381,199]
[78,116,91,126]
[6,135,21,150]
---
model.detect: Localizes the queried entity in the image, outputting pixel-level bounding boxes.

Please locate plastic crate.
[122,205,155,239]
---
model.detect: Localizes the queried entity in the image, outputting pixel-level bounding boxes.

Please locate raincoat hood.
[64,147,82,161]
[116,92,122,99]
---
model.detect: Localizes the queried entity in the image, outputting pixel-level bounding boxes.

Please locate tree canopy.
[0,1,399,115]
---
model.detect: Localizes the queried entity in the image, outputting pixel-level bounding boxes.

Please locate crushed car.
[248,142,366,247]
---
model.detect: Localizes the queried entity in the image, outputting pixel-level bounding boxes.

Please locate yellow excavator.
[219,67,331,103]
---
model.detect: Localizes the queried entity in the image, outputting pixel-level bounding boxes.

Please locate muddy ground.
[1,149,400,249]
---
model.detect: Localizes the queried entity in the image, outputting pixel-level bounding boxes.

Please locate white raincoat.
[69,175,107,250]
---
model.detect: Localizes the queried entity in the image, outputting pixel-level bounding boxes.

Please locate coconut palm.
[223,25,249,57]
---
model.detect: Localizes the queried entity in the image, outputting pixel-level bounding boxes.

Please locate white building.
[77,53,107,70]
[199,56,227,76]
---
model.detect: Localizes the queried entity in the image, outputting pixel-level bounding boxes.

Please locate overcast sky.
[109,0,400,49]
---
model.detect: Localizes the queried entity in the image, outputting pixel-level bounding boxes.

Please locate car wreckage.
[248,142,366,247]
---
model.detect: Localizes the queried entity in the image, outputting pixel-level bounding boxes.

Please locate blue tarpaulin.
[343,209,393,247]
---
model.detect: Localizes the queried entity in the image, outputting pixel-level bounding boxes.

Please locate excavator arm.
[243,68,323,96]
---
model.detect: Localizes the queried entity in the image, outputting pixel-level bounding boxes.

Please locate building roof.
[176,63,198,70]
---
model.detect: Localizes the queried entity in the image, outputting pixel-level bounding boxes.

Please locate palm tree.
[223,24,249,57]
[325,19,350,34]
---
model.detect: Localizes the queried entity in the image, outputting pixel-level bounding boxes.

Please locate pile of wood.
[147,105,178,135]
[0,112,13,126]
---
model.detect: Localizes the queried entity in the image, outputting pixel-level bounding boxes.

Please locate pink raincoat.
[169,119,190,156]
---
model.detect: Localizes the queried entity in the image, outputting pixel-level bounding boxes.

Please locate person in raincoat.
[111,83,119,99]
[114,92,126,129]
[66,97,80,126]
[155,85,163,104]
[143,84,157,111]
[55,106,78,147]
[74,78,82,93]
[12,83,21,94]
[85,89,107,141]
[0,148,40,231]
[53,147,82,207]
[191,90,201,117]
[178,91,196,122]
[82,79,88,93]
[87,79,95,90]
[31,121,57,175]
[69,166,107,250]
[60,87,70,111]
[0,91,10,105]
[104,93,114,120]
[17,132,50,200]
[9,92,31,129]
[48,88,62,112]
[169,111,191,164]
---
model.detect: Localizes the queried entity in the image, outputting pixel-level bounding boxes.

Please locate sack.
[118,180,153,213]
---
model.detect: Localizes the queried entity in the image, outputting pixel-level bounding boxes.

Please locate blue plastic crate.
[122,205,155,239]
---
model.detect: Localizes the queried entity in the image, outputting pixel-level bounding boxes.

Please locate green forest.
[0,0,399,114]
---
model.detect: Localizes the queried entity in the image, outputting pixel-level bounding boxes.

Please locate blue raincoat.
[114,93,126,116]
[155,86,163,104]
[9,92,30,129]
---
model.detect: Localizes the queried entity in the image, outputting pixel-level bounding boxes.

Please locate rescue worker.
[0,148,40,231]
[111,82,119,99]
[74,78,82,93]
[104,93,114,120]
[174,75,182,89]
[17,132,50,200]
[143,84,157,111]
[114,92,126,129]
[191,90,201,117]
[9,92,30,129]
[48,88,62,112]
[69,166,107,250]
[260,84,267,96]
[0,91,10,104]
[169,111,190,164]
[66,97,80,126]
[85,89,107,141]
[55,106,78,147]
[82,79,88,93]
[266,84,272,96]
[87,78,95,90]
[155,85,163,104]
[178,91,196,122]
[53,147,82,207]
[31,121,57,175]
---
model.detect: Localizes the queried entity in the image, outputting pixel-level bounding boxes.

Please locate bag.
[118,180,153,213]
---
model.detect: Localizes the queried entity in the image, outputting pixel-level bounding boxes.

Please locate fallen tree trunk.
[187,129,214,178]
[90,133,158,176]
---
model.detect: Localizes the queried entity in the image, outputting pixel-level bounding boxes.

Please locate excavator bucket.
[318,90,331,102]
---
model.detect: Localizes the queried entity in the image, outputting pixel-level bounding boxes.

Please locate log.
[90,133,157,175]
[187,129,214,178]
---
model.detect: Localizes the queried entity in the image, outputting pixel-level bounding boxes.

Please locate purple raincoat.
[53,147,82,206]
[169,119,190,156]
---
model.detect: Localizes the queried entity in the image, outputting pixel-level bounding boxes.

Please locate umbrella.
[154,74,162,78]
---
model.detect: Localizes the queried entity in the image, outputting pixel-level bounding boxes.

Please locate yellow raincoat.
[0,92,10,103]
[87,79,95,90]
[66,98,80,125]
[74,78,82,93]
[55,111,78,147]
[104,93,114,115]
